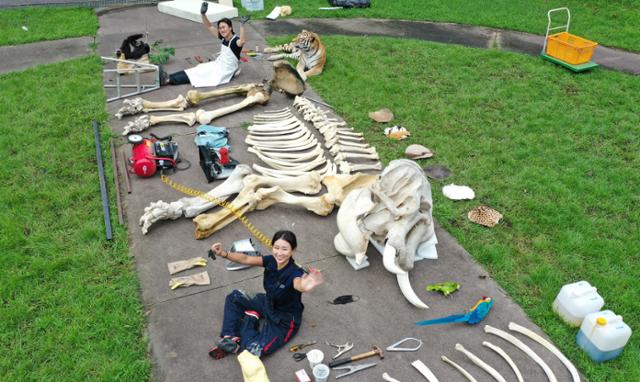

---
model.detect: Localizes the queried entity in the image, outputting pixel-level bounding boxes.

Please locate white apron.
[185,35,239,88]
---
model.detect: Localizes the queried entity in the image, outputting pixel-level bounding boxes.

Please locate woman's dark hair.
[217,18,234,40]
[272,230,297,250]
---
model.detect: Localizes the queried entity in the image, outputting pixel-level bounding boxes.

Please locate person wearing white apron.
[162,7,248,87]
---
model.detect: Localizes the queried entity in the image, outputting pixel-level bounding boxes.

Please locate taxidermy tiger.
[264,30,326,81]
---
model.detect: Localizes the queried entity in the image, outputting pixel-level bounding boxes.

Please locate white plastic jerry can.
[552,280,604,326]
[576,310,632,362]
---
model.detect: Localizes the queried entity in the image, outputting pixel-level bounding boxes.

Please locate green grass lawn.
[269,35,640,382]
[0,7,97,46]
[248,0,640,52]
[0,57,149,380]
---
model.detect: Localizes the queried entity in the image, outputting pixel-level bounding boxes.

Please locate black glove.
[200,1,208,15]
[239,15,251,25]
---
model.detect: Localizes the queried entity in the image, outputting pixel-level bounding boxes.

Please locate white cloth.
[185,35,239,88]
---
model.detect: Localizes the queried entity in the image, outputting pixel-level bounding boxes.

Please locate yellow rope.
[160,175,272,249]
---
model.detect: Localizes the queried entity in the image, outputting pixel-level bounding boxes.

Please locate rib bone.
[441,356,478,382]
[508,322,579,382]
[455,344,506,382]
[330,144,376,156]
[484,325,558,382]
[338,161,382,174]
[335,152,380,162]
[482,341,524,382]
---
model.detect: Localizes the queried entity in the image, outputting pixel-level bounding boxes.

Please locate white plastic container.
[576,310,632,362]
[552,280,604,326]
[241,0,264,11]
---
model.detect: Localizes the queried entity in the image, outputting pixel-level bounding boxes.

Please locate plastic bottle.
[552,280,604,326]
[576,310,632,362]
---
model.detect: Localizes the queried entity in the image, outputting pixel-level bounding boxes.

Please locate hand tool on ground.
[289,341,317,352]
[416,296,494,326]
[386,337,423,352]
[326,341,354,359]
[328,345,383,368]
[334,362,377,379]
[292,352,307,361]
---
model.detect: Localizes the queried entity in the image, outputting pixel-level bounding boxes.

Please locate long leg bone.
[193,186,334,239]
[242,172,322,195]
[186,83,259,106]
[196,89,270,124]
[441,356,478,382]
[122,113,196,135]
[139,164,252,234]
[455,344,506,382]
[482,341,524,382]
[484,325,558,382]
[115,94,188,119]
[508,322,579,382]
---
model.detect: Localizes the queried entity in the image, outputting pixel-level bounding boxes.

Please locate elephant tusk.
[397,272,428,309]
[508,322,579,382]
[382,243,406,275]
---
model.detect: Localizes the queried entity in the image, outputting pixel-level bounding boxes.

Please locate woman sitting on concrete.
[208,230,324,359]
[162,3,248,87]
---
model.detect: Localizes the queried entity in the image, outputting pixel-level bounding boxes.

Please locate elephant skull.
[334,159,435,309]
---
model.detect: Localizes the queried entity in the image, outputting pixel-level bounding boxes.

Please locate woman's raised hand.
[300,267,325,291]
[211,242,223,257]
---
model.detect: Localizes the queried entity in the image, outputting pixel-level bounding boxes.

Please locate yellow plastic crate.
[546,32,598,65]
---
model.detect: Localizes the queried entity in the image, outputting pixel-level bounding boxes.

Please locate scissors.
[292,352,307,362]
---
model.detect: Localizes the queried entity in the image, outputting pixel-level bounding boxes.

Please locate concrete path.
[98,6,582,382]
[0,36,93,74]
[253,18,640,75]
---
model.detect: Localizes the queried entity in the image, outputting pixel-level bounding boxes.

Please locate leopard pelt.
[264,30,326,81]
[467,206,503,227]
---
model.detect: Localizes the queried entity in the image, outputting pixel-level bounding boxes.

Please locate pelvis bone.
[334,159,435,309]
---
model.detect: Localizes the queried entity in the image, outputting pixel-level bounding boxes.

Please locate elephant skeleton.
[334,159,435,309]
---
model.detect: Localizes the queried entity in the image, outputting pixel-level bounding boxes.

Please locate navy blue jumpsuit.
[220,255,305,356]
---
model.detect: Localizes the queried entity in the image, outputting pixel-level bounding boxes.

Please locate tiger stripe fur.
[264,30,326,81]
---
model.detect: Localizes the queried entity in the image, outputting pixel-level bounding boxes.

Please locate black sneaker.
[208,337,240,360]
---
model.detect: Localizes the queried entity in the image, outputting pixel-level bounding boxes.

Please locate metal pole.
[93,120,113,240]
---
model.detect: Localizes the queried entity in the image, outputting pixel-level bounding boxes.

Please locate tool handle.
[329,357,352,368]
[352,350,379,362]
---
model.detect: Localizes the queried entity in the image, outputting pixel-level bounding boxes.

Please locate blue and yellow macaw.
[416,296,494,326]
